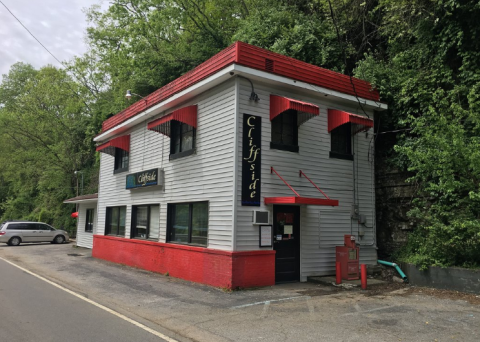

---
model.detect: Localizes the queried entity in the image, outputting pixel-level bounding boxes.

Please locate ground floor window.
[168,202,208,246]
[105,206,126,236]
[131,205,160,240]
[85,208,94,232]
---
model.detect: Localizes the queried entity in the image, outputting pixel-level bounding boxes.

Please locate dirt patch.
[364,281,480,305]
[408,286,480,305]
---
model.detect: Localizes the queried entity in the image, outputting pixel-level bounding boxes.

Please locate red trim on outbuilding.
[96,135,130,156]
[270,95,319,126]
[328,109,373,133]
[100,42,381,133]
[147,105,197,137]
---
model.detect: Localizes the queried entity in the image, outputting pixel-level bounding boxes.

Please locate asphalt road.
[0,258,169,342]
[0,243,479,342]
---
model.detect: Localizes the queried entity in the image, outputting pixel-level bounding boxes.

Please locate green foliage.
[357,0,480,268]
[0,64,95,231]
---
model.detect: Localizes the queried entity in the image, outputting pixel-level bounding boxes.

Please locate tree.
[356,0,480,267]
[0,64,94,231]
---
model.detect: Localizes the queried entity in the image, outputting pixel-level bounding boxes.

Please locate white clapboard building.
[66,42,387,288]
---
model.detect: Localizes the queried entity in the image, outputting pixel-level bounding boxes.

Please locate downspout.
[377,260,408,282]
[351,127,355,236]
[356,135,376,247]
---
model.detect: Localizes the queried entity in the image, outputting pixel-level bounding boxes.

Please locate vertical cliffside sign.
[242,114,261,206]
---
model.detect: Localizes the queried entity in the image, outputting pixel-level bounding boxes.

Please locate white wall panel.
[97,80,236,250]
[234,79,378,279]
[75,204,95,249]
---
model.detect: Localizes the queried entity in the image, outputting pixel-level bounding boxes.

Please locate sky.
[0,0,108,77]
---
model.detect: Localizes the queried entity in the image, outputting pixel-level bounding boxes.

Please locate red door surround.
[93,235,275,289]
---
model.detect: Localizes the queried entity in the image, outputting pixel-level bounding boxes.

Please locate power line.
[0,0,65,68]
[0,0,97,112]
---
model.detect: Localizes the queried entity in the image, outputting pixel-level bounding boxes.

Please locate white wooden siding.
[234,80,377,280]
[75,204,95,249]
[97,80,236,250]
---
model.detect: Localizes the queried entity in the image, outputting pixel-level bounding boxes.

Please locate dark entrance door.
[273,205,300,283]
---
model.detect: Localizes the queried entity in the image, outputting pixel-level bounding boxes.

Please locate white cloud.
[0,0,108,77]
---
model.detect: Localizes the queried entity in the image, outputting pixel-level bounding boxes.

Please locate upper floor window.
[327,109,374,161]
[271,109,299,152]
[330,123,353,160]
[170,121,195,158]
[269,95,319,153]
[114,148,129,173]
[147,105,197,160]
[95,135,130,173]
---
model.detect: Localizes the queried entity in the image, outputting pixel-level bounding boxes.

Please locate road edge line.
[0,256,179,342]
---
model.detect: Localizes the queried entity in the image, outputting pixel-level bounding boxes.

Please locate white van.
[0,221,69,246]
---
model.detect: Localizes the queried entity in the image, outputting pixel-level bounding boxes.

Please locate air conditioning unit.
[252,211,270,225]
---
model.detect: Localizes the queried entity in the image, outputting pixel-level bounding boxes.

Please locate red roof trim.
[101,42,380,133]
[147,105,197,137]
[96,135,130,155]
[270,95,319,125]
[328,109,373,133]
[264,197,339,206]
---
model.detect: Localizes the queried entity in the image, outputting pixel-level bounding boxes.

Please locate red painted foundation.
[93,235,275,289]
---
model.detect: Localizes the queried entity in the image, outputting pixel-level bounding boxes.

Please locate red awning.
[265,168,339,207]
[96,135,130,156]
[147,105,197,137]
[71,212,78,218]
[328,109,373,134]
[270,95,319,126]
[265,197,338,206]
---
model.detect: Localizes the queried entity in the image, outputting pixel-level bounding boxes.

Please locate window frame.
[167,201,208,247]
[130,204,159,240]
[114,148,129,174]
[105,206,126,236]
[85,208,94,233]
[330,123,353,160]
[270,109,299,152]
[170,120,196,160]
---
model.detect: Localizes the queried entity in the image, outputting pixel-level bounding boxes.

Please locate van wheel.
[53,235,65,244]
[8,237,21,246]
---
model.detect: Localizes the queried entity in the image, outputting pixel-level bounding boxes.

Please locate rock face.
[374,131,416,259]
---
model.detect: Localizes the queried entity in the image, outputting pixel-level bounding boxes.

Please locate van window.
[7,223,32,230]
[36,224,51,231]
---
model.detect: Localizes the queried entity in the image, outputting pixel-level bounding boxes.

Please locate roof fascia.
[63,199,98,204]
[233,65,388,111]
[95,63,387,142]
[94,64,236,142]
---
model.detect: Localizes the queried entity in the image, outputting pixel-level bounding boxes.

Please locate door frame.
[273,205,301,283]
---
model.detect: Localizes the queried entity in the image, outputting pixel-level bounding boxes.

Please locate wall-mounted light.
[125,90,146,100]
[236,75,260,102]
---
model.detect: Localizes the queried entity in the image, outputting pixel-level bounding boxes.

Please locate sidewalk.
[1,242,479,342]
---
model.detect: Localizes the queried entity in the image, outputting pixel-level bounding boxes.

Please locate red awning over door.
[270,95,320,126]
[147,105,197,137]
[96,135,130,156]
[328,109,373,134]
